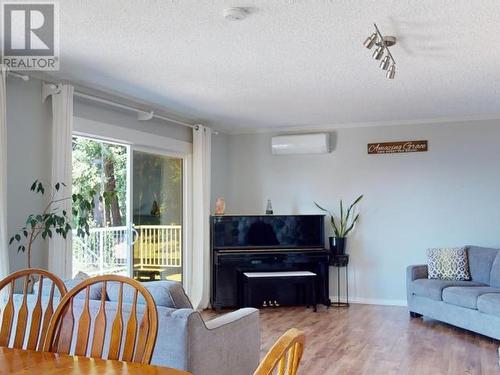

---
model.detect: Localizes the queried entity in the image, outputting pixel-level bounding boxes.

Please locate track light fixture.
[380,55,390,70]
[372,46,384,60]
[363,23,397,79]
[386,64,396,79]
[363,33,377,49]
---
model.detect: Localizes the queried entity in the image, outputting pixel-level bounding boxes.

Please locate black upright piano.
[211,214,330,309]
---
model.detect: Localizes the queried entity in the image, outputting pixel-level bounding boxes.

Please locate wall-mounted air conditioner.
[271,133,330,155]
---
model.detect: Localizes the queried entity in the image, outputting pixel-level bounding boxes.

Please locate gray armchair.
[174,307,261,375]
[96,281,261,375]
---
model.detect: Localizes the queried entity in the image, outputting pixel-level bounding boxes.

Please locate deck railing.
[134,225,182,270]
[72,225,182,276]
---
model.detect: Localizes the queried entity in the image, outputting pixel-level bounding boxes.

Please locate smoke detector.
[223,7,248,21]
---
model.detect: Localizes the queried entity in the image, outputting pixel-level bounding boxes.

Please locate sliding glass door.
[72,137,184,282]
[132,150,183,282]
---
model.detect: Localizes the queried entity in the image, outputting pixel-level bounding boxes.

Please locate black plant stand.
[331,254,349,308]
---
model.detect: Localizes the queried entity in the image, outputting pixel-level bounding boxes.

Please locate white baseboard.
[329,296,407,307]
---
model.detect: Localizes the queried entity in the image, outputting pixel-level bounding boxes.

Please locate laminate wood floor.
[204,304,499,375]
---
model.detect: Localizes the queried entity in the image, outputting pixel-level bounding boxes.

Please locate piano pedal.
[274,300,280,307]
[268,300,274,307]
[262,301,267,307]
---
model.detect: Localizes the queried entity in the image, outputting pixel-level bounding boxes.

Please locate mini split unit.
[271,133,330,155]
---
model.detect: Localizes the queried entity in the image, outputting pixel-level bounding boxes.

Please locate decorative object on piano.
[215,197,226,215]
[265,199,273,215]
[314,195,363,255]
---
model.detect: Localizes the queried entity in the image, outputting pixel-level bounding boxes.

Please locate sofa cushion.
[410,279,485,301]
[467,246,499,285]
[107,280,192,308]
[442,286,500,309]
[427,247,471,280]
[489,252,500,288]
[477,293,500,317]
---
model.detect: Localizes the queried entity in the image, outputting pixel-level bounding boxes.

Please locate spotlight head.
[380,56,390,70]
[363,33,377,49]
[372,46,384,60]
[386,64,396,79]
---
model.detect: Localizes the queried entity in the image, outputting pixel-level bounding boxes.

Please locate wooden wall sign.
[367,140,428,155]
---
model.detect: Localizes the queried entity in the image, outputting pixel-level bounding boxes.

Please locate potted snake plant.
[314,195,363,255]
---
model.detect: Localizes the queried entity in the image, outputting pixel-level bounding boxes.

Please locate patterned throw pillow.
[427,247,471,281]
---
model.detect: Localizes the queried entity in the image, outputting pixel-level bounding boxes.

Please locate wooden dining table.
[0,347,192,375]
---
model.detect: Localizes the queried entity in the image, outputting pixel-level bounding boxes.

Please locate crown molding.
[217,114,500,135]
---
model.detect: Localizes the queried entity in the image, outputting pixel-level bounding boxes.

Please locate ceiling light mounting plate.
[379,36,396,47]
[223,7,248,21]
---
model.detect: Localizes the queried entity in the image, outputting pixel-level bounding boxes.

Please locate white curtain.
[190,125,211,310]
[0,65,9,280]
[48,84,74,278]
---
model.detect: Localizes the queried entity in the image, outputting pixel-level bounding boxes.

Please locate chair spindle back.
[254,328,305,375]
[0,268,67,351]
[43,274,158,364]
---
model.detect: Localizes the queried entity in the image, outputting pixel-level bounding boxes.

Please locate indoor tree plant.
[9,180,96,269]
[314,195,363,255]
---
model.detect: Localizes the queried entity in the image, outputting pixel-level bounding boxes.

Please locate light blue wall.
[211,120,500,304]
[6,77,52,272]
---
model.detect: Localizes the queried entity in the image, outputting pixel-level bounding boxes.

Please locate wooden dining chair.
[0,268,67,351]
[43,274,158,364]
[254,328,305,375]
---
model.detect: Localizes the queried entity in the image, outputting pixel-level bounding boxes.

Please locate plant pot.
[328,236,335,251]
[331,237,347,255]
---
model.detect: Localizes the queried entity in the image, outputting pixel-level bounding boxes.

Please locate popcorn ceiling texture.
[59,1,500,132]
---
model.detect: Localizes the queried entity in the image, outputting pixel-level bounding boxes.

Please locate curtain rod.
[73,91,196,129]
[6,70,199,129]
[8,71,220,133]
[7,71,29,81]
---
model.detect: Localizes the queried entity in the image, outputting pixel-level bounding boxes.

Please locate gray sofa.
[407,245,500,340]
[7,280,260,375]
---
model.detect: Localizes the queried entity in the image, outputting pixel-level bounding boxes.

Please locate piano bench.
[241,271,317,312]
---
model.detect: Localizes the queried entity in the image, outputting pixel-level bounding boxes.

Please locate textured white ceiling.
[58,1,500,132]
